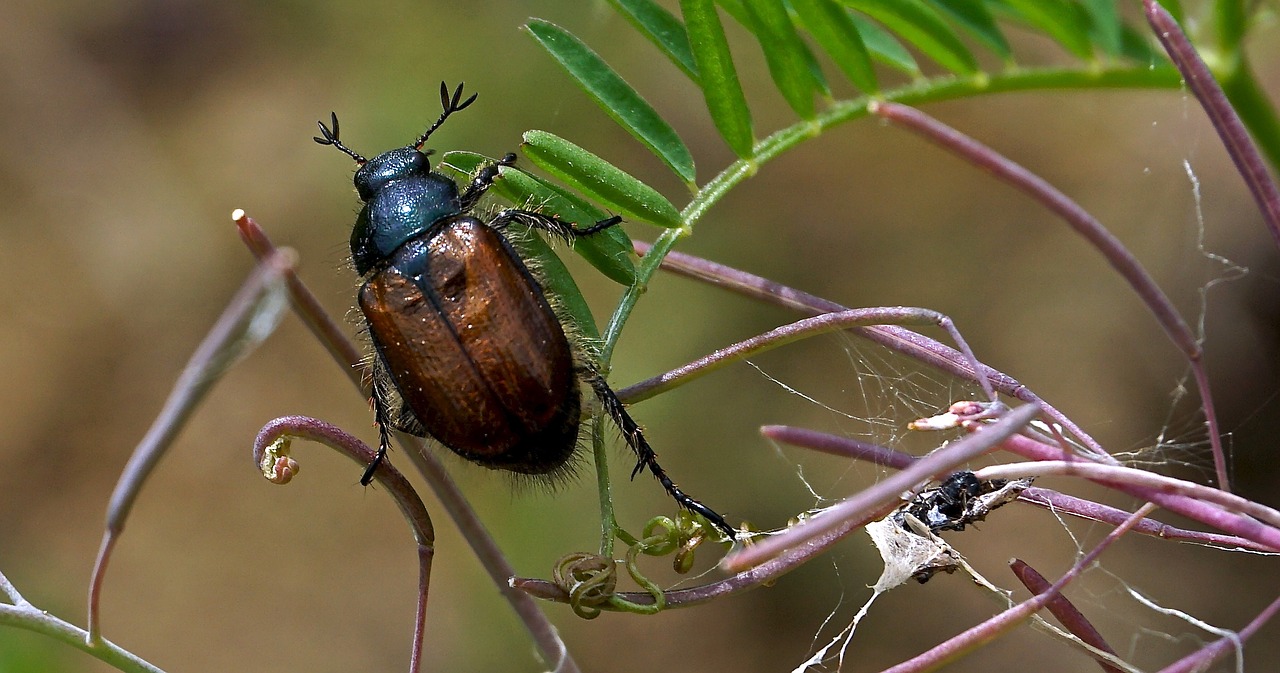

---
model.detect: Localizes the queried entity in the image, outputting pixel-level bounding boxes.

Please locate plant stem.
[601,66,1185,356]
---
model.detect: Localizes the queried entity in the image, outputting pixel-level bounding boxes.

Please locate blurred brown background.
[1,1,1278,672]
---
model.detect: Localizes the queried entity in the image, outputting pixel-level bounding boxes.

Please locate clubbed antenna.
[314,112,366,164]
[412,81,478,150]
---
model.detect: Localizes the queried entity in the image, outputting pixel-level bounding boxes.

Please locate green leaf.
[522,130,684,228]
[435,152,603,338]
[515,231,603,340]
[790,0,879,94]
[1080,0,1121,57]
[742,0,818,119]
[997,0,1094,60]
[926,0,1010,59]
[839,0,978,75]
[440,152,637,286]
[525,19,697,184]
[1212,0,1246,55]
[716,0,830,102]
[1117,22,1160,63]
[849,11,920,75]
[607,0,699,82]
[681,0,755,158]
[497,170,638,287]
[715,0,749,21]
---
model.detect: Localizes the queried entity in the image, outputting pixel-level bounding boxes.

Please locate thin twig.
[1155,592,1280,673]
[763,424,1271,551]
[880,504,1157,672]
[2,575,164,673]
[989,431,1280,551]
[88,249,293,642]
[869,101,1230,492]
[233,211,580,673]
[1010,559,1125,673]
[638,242,1111,459]
[722,404,1042,572]
[975,461,1280,531]
[253,416,434,673]
[619,307,995,404]
[1144,0,1280,249]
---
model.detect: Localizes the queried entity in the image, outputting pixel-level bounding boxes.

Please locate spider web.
[738,111,1270,672]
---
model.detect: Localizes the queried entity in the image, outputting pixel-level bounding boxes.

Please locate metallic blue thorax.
[349,147,462,275]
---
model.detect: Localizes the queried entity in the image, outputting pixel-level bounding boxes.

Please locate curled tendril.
[622,545,667,613]
[552,553,617,619]
[639,516,681,555]
[639,510,716,573]
[549,512,734,618]
[258,435,301,484]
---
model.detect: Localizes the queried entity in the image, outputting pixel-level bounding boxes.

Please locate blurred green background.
[1,1,1278,671]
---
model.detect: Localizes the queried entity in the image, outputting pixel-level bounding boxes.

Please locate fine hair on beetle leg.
[457,152,516,213]
[488,208,621,244]
[578,365,736,539]
[361,363,397,484]
[358,334,432,484]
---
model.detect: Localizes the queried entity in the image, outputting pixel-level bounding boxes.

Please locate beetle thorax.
[349,147,463,275]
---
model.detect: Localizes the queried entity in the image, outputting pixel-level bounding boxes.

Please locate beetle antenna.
[413,81,478,150]
[314,112,367,164]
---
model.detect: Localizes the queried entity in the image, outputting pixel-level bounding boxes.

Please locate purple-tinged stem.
[253,416,433,673]
[516,495,902,609]
[762,425,914,469]
[1145,0,1280,250]
[992,431,1280,551]
[1010,560,1125,673]
[253,416,434,543]
[637,242,1110,459]
[764,424,1270,551]
[88,249,293,644]
[619,307,995,404]
[393,429,582,673]
[234,211,581,673]
[979,461,1280,530]
[869,102,1230,492]
[1017,487,1269,551]
[235,210,364,375]
[722,404,1042,572]
[516,415,996,612]
[881,504,1156,673]
[517,407,1269,611]
[1155,592,1280,673]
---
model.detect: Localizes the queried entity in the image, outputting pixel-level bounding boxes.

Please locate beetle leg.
[458,152,518,212]
[361,373,397,485]
[488,209,622,244]
[581,366,735,539]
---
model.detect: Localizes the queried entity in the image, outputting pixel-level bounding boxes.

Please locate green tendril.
[553,552,617,619]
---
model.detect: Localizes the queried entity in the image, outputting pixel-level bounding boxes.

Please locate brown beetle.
[315,82,734,537]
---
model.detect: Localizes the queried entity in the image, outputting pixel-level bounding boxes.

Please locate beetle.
[315,82,734,538]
